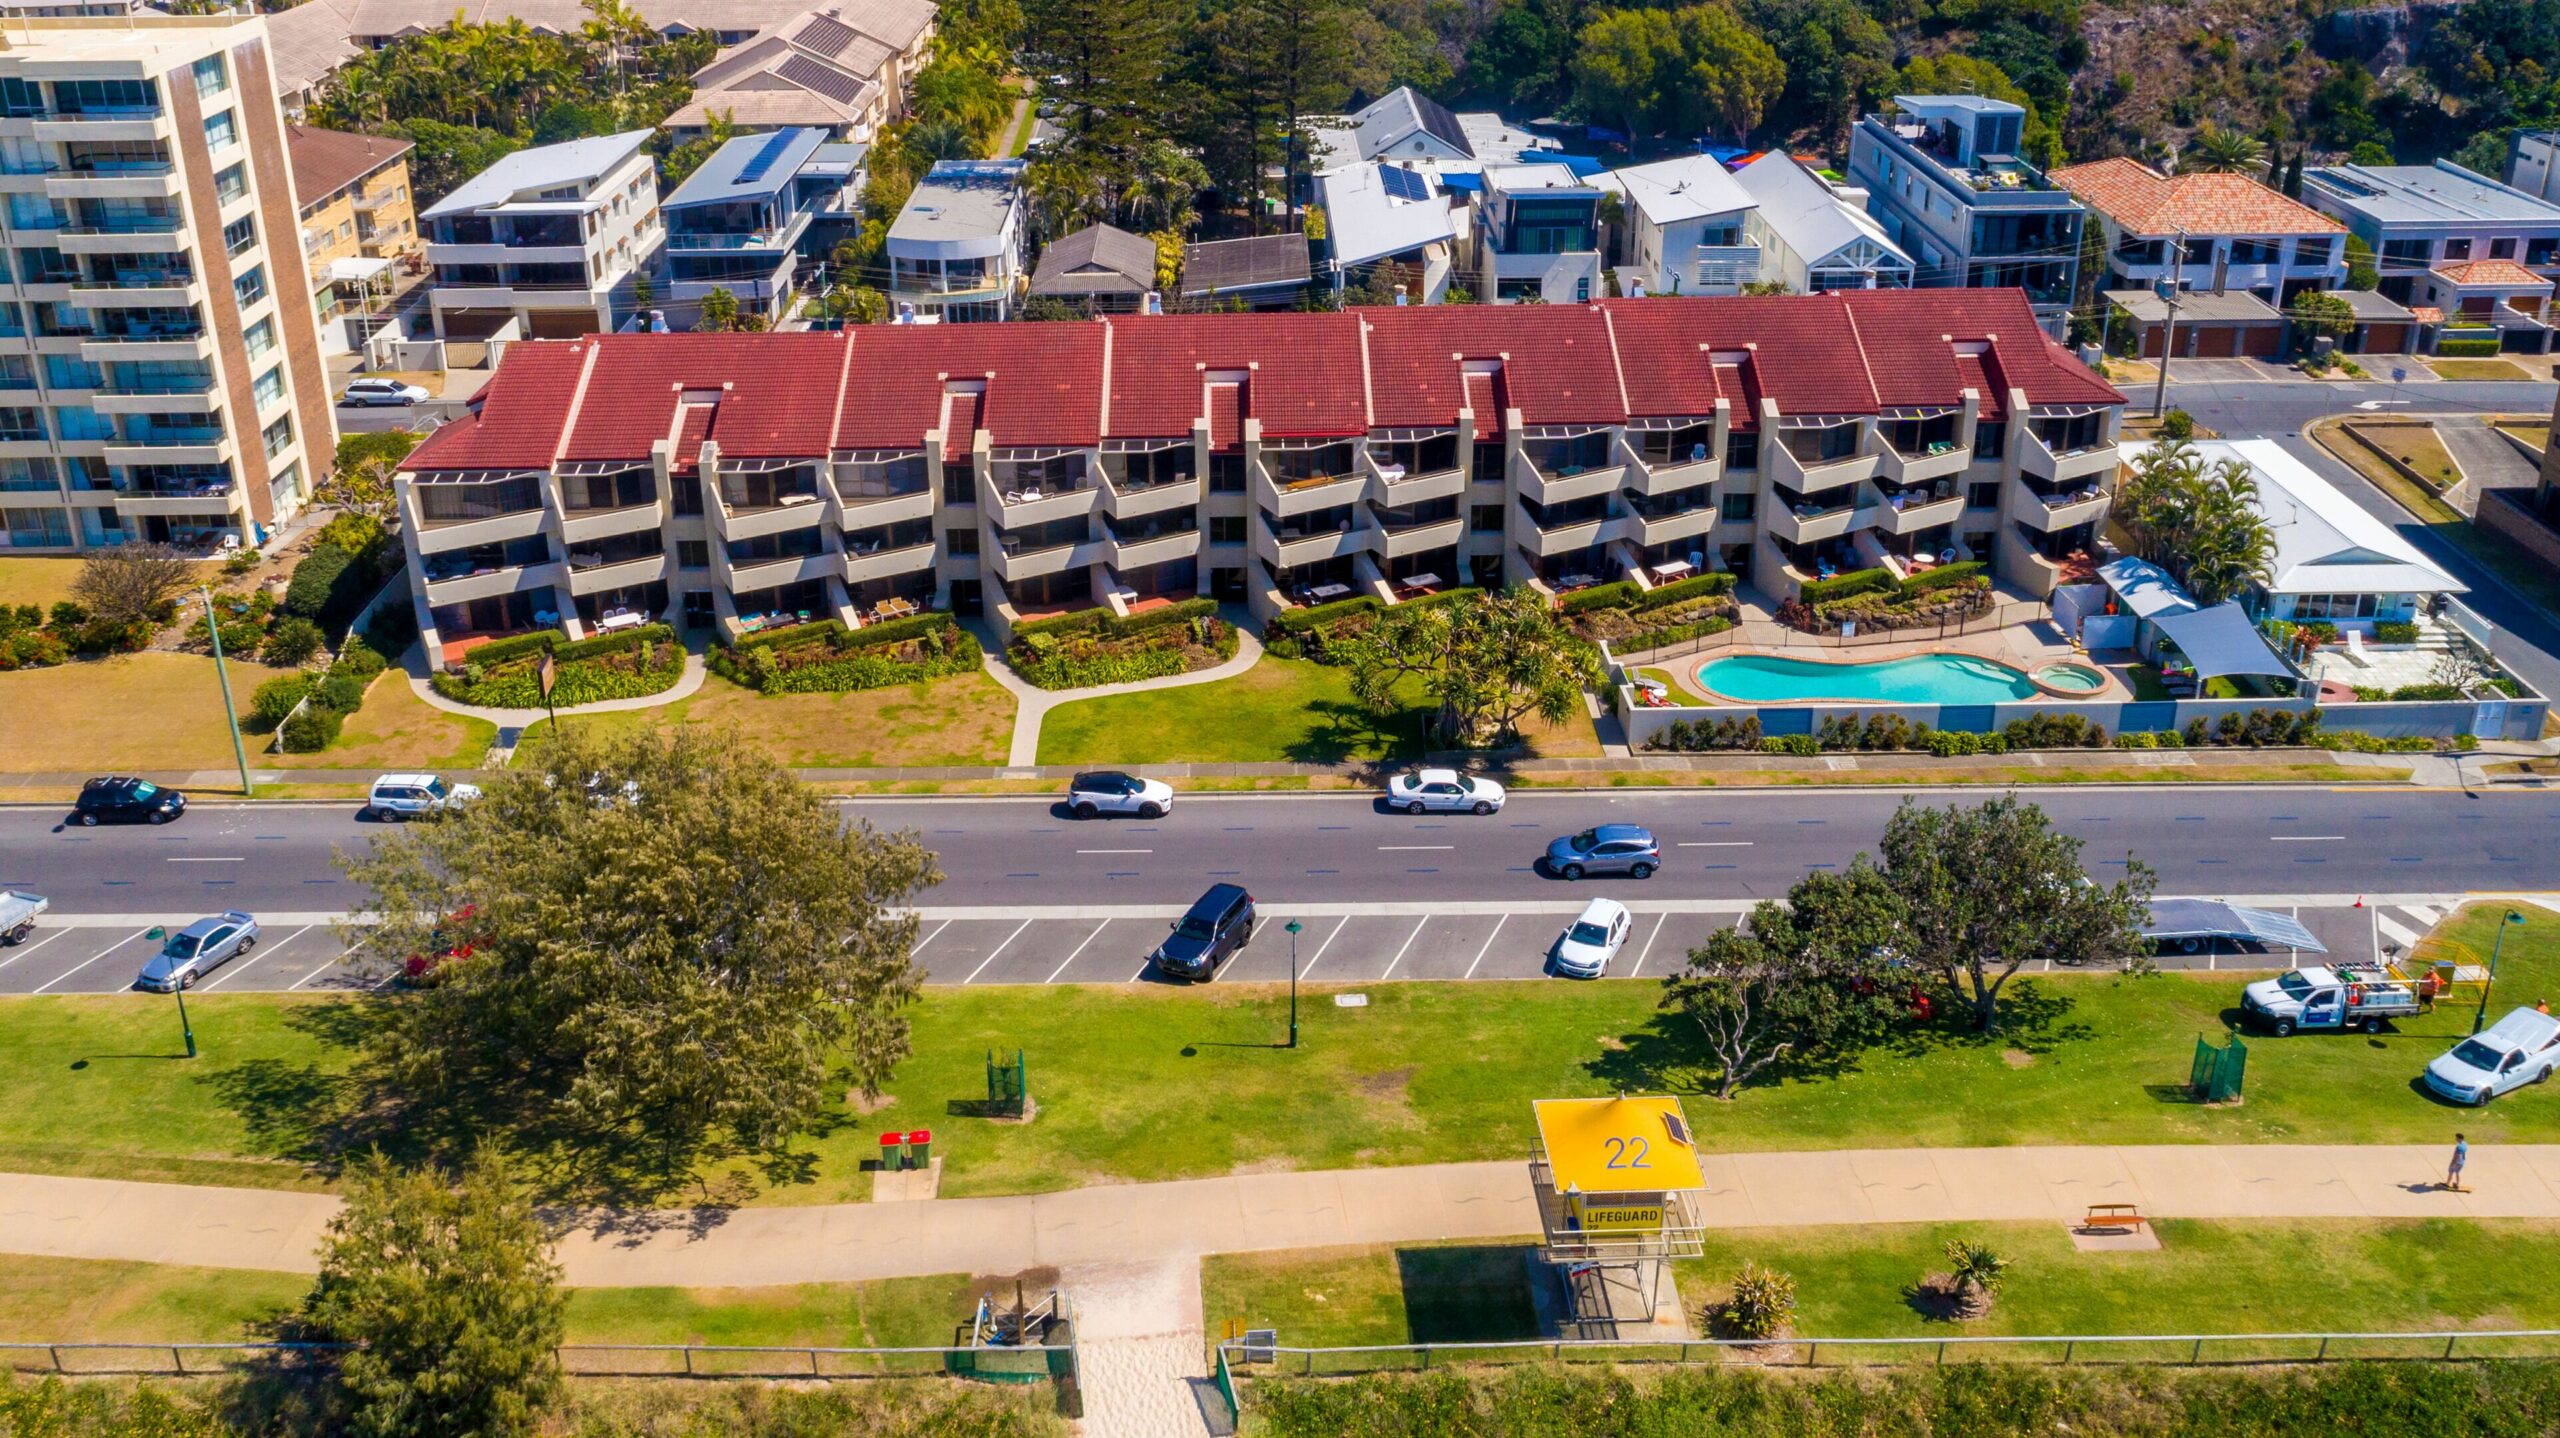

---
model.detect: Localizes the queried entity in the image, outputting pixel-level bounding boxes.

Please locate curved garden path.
[981,621,1264,769]
[402,639,710,730]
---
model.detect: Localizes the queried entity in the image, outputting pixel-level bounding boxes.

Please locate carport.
[2145,898,2327,955]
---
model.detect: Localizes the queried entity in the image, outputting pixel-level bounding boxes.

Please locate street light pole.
[1284,919,1303,1049]
[175,984,196,1059]
[2150,230,2188,419]
[200,586,251,797]
[2474,909,2526,1035]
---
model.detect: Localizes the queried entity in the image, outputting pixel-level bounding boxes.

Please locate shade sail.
[2151,602,2293,681]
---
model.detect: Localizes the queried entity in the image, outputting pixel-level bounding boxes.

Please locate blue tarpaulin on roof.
[1542,153,1608,177]
[1436,170,1483,194]
[1698,144,1751,163]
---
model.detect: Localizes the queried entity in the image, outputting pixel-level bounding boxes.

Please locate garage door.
[2354,323,2407,354]
[2140,323,2164,359]
[2240,325,2280,357]
[527,310,602,340]
[437,308,516,342]
[2192,326,2240,358]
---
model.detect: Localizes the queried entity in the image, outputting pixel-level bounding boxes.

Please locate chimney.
[1143,290,1163,315]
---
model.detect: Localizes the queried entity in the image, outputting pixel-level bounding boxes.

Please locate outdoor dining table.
[595,610,645,634]
[1308,583,1353,601]
[1400,572,1440,591]
[1651,560,1695,581]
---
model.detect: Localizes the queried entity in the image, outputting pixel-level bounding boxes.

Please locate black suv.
[1150,883,1255,981]
[74,777,185,826]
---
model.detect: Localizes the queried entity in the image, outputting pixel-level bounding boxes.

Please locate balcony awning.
[327,256,394,284]
[408,468,541,485]
[716,456,816,474]
[555,459,648,477]
[2152,601,2293,681]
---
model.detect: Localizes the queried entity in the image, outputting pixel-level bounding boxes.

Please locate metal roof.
[2303,161,2560,228]
[1730,152,1909,272]
[2145,899,2326,951]
[2102,289,2284,324]
[421,129,654,220]
[1180,233,1310,296]
[662,126,827,208]
[2094,555,2197,620]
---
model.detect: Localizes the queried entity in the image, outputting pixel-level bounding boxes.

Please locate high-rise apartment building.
[0,13,332,554]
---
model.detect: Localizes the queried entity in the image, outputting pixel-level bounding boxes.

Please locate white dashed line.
[2268,836,2345,843]
[164,856,246,863]
[1377,845,1454,852]
[1676,841,1753,847]
[1075,849,1152,855]
[961,919,1033,984]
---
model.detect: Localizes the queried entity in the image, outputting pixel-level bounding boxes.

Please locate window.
[944,526,979,555]
[2181,236,2215,266]
[1207,515,1246,544]
[2442,237,2472,261]
[213,163,245,205]
[232,265,265,306]
[2228,239,2280,265]
[2530,238,2559,267]
[251,364,282,409]
[671,475,702,515]
[262,413,292,458]
[41,355,97,389]
[223,216,255,258]
[0,407,42,441]
[1724,430,1759,469]
[2290,592,2381,620]
[1208,454,1247,492]
[200,109,236,152]
[1469,503,1505,533]
[1719,490,1755,522]
[1967,480,2002,509]
[2491,237,2518,260]
[51,406,108,441]
[676,539,708,568]
[242,316,274,361]
[271,460,303,504]
[190,55,228,99]
[2294,237,2336,267]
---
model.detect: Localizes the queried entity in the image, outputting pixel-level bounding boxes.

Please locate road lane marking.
[33,931,142,993]
[199,924,309,992]
[1297,915,1350,979]
[165,857,246,863]
[2269,836,2345,843]
[1378,917,1428,981]
[961,919,1033,984]
[1044,921,1109,983]
[1629,912,1669,978]
[0,927,70,972]
[1076,849,1152,854]
[1378,845,1453,851]
[1463,915,1507,980]
[911,919,952,953]
[2375,913,2419,949]
[1677,841,1753,847]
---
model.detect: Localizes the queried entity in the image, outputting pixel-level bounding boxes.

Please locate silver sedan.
[134,911,260,992]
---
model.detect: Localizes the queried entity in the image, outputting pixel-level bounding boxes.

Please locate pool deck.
[1649,586,2134,707]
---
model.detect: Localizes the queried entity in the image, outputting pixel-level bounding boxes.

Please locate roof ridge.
[551,341,604,468]
[1836,297,1880,411]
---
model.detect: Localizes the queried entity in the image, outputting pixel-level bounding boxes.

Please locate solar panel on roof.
[1379,166,1431,202]
[774,51,867,107]
[734,130,797,185]
[791,11,859,57]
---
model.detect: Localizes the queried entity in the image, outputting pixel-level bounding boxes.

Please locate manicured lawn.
[3,904,2558,1206]
[0,556,83,611]
[2427,358,2536,383]
[0,650,299,777]
[526,670,1015,769]
[1036,656,1601,765]
[0,1253,980,1349]
[2343,421,2462,492]
[2496,421,2548,453]
[267,669,495,772]
[1204,1242,1543,1352]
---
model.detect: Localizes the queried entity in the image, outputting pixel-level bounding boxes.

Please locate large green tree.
[1020,0,1182,210]
[1340,587,1601,747]
[1662,862,1903,1098]
[1741,0,1892,147]
[337,726,939,1196]
[303,1148,566,1438]
[1674,5,1787,144]
[1876,797,2155,1032]
[1571,8,1679,138]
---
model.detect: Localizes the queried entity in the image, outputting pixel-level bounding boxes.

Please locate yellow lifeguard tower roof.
[1532,1095,1704,1194]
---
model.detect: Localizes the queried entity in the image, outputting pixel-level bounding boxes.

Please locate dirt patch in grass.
[2001,1049,2037,1069]
[1356,1065,1416,1104]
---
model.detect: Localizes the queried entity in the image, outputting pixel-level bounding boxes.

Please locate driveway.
[2438,417,2541,506]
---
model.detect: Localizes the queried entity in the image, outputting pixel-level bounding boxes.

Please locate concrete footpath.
[4,1143,2557,1286]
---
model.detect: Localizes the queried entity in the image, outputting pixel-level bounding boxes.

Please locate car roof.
[1574,897,1629,923]
[175,914,235,937]
[1411,768,1460,784]
[1592,823,1654,842]
[2480,1008,2560,1048]
[1187,882,1248,915]
[374,772,439,786]
[82,775,137,791]
[1072,771,1131,785]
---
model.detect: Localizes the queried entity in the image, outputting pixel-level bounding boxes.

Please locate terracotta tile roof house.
[2057,158,2349,320]
[2433,259,2551,288]
[394,290,2127,662]
[2054,158,2344,236]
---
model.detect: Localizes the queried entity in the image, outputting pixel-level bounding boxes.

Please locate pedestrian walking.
[2446,1133,2469,1192]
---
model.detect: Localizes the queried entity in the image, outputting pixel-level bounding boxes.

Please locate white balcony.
[990,535,1110,582]
[722,547,839,591]
[92,387,216,414]
[32,115,170,146]
[2022,431,2117,486]
[427,241,589,267]
[1625,449,1719,495]
[64,278,196,307]
[425,559,568,606]
[79,332,211,364]
[564,552,669,595]
[1253,518,1374,567]
[414,507,549,553]
[844,540,939,584]
[1518,514,1617,557]
[708,490,826,543]
[44,168,180,202]
[1767,436,1878,495]
[1376,515,1463,559]
[983,476,1102,528]
[1101,473,1200,520]
[1626,504,1717,548]
[102,438,227,469]
[1108,528,1202,570]
[58,226,190,256]
[828,484,935,529]
[1367,460,1467,506]
[2007,482,2108,532]
[429,284,603,311]
[1868,487,1965,536]
[1253,461,1366,518]
[1875,441,1971,486]
[1768,497,1857,544]
[560,501,665,545]
[1687,243,1762,292]
[112,486,245,518]
[1518,457,1625,506]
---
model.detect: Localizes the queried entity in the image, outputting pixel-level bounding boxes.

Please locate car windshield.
[424,778,449,799]
[129,782,157,800]
[1571,829,1599,851]
[1175,916,1216,939]
[1568,921,1610,946]
[2451,1039,2506,1070]
[2276,972,2313,997]
[163,933,202,958]
[1455,777,1478,793]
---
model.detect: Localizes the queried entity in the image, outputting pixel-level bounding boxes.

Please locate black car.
[74,777,185,826]
[1150,883,1255,981]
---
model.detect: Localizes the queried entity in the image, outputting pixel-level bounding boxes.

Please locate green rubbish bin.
[911,1128,932,1167]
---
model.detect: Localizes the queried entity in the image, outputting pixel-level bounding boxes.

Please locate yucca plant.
[1942,1238,2010,1319]
[1719,1262,1797,1339]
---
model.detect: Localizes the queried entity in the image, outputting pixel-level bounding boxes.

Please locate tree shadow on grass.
[1880,980,2094,1061]
[1285,699,1423,765]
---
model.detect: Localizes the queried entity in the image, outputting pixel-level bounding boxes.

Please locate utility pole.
[200,586,251,797]
[2473,909,2526,1035]
[1284,919,1303,1049]
[2150,229,2188,419]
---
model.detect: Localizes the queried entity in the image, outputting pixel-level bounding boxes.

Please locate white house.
[1316,161,1461,303]
[886,159,1025,321]
[422,129,662,340]
[1730,152,1914,293]
[1601,153,1758,296]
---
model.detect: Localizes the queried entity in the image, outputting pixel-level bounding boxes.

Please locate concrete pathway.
[982,618,1264,770]
[402,639,710,730]
[6,1144,2560,1288]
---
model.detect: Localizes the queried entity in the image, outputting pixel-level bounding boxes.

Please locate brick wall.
[234,39,337,497]
[165,60,274,526]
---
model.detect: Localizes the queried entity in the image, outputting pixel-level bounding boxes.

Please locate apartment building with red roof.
[393,291,2125,667]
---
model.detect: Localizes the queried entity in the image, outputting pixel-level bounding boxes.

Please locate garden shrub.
[1899,560,1988,595]
[331,638,389,683]
[47,601,84,630]
[1012,646,1189,689]
[1268,594,1379,635]
[0,629,67,669]
[251,673,318,725]
[459,629,566,666]
[713,614,979,693]
[2434,338,2502,357]
[1558,580,1642,614]
[281,544,355,619]
[260,616,325,667]
[316,671,368,712]
[2374,620,2419,645]
[1795,567,1897,606]
[1759,733,1820,756]
[278,703,344,752]
[433,635,684,708]
[2159,408,2195,439]
[1632,572,1737,610]
[1617,614,1733,653]
[1642,715,1763,751]
[2002,712,2109,749]
[550,622,674,663]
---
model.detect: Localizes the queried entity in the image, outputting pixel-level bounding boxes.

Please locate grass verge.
[2310,417,2560,623]
[0,906,2553,1203]
[268,670,495,771]
[0,650,299,778]
[524,669,1015,768]
[2426,358,2536,383]
[2342,420,2461,491]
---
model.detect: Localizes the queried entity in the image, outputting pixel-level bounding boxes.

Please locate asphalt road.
[6,789,2557,917]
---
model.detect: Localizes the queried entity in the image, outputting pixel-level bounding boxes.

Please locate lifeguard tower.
[1529,1095,1708,1338]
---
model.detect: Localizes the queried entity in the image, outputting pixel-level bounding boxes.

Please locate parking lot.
[0,897,2455,995]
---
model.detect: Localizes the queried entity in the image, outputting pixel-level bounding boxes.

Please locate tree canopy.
[2115,439,2276,608]
[336,725,940,1197]
[1339,588,1601,748]
[1663,862,1905,1098]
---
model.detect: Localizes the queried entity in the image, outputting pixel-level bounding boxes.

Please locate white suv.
[368,772,481,821]
[1067,771,1173,819]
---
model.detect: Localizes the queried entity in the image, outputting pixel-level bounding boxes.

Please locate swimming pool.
[1694,652,2048,705]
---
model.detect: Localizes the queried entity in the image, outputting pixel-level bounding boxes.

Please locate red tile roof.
[2052,157,2344,237]
[670,404,713,474]
[2433,259,2553,290]
[402,293,2125,475]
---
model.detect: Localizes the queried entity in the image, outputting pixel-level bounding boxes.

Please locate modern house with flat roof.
[1178,232,1309,310]
[664,0,939,144]
[1846,95,2085,336]
[0,13,335,555]
[658,126,857,328]
[1473,162,1602,304]
[885,158,1023,321]
[2056,157,2345,358]
[386,289,2125,662]
[1602,152,1759,297]
[2302,161,2560,302]
[1316,161,1462,303]
[422,129,661,340]
[1729,152,1913,293]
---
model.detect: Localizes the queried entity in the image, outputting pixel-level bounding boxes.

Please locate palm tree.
[2180,456,2275,606]
[2187,123,2266,174]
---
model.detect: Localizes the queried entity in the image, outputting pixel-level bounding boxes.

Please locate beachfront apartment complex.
[0,13,333,555]
[389,291,2123,667]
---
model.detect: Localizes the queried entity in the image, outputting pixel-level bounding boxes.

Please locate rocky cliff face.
[2313,1,2468,68]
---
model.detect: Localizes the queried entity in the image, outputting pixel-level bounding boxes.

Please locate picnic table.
[1651,560,1694,581]
[1400,571,1440,592]
[1309,582,1353,601]
[595,609,646,634]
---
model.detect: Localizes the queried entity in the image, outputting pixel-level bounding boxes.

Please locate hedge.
[1269,594,1380,635]
[1899,559,1988,595]
[462,628,568,666]
[2374,620,2419,644]
[2434,338,2503,357]
[1795,566,1897,605]
[1011,646,1190,689]
[1632,571,1737,610]
[1558,581,1642,614]
[550,622,676,663]
[758,637,982,694]
[278,703,344,752]
[1617,613,1734,653]
[845,612,964,650]
[1012,596,1217,641]
[252,673,317,725]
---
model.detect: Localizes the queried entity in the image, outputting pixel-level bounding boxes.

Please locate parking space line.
[1378,917,1428,981]
[34,931,141,994]
[1677,842,1752,848]
[1297,916,1350,978]
[912,919,952,953]
[0,927,69,972]
[1629,913,1668,978]
[293,930,368,991]
[961,919,1032,984]
[2270,836,2344,843]
[1378,846,1453,852]
[1076,849,1152,854]
[1044,921,1107,983]
[199,924,308,992]
[1463,915,1507,980]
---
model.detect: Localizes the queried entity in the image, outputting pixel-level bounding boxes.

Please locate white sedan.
[2425,1007,2560,1105]
[341,378,430,407]
[1552,897,1631,979]
[1385,768,1506,815]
